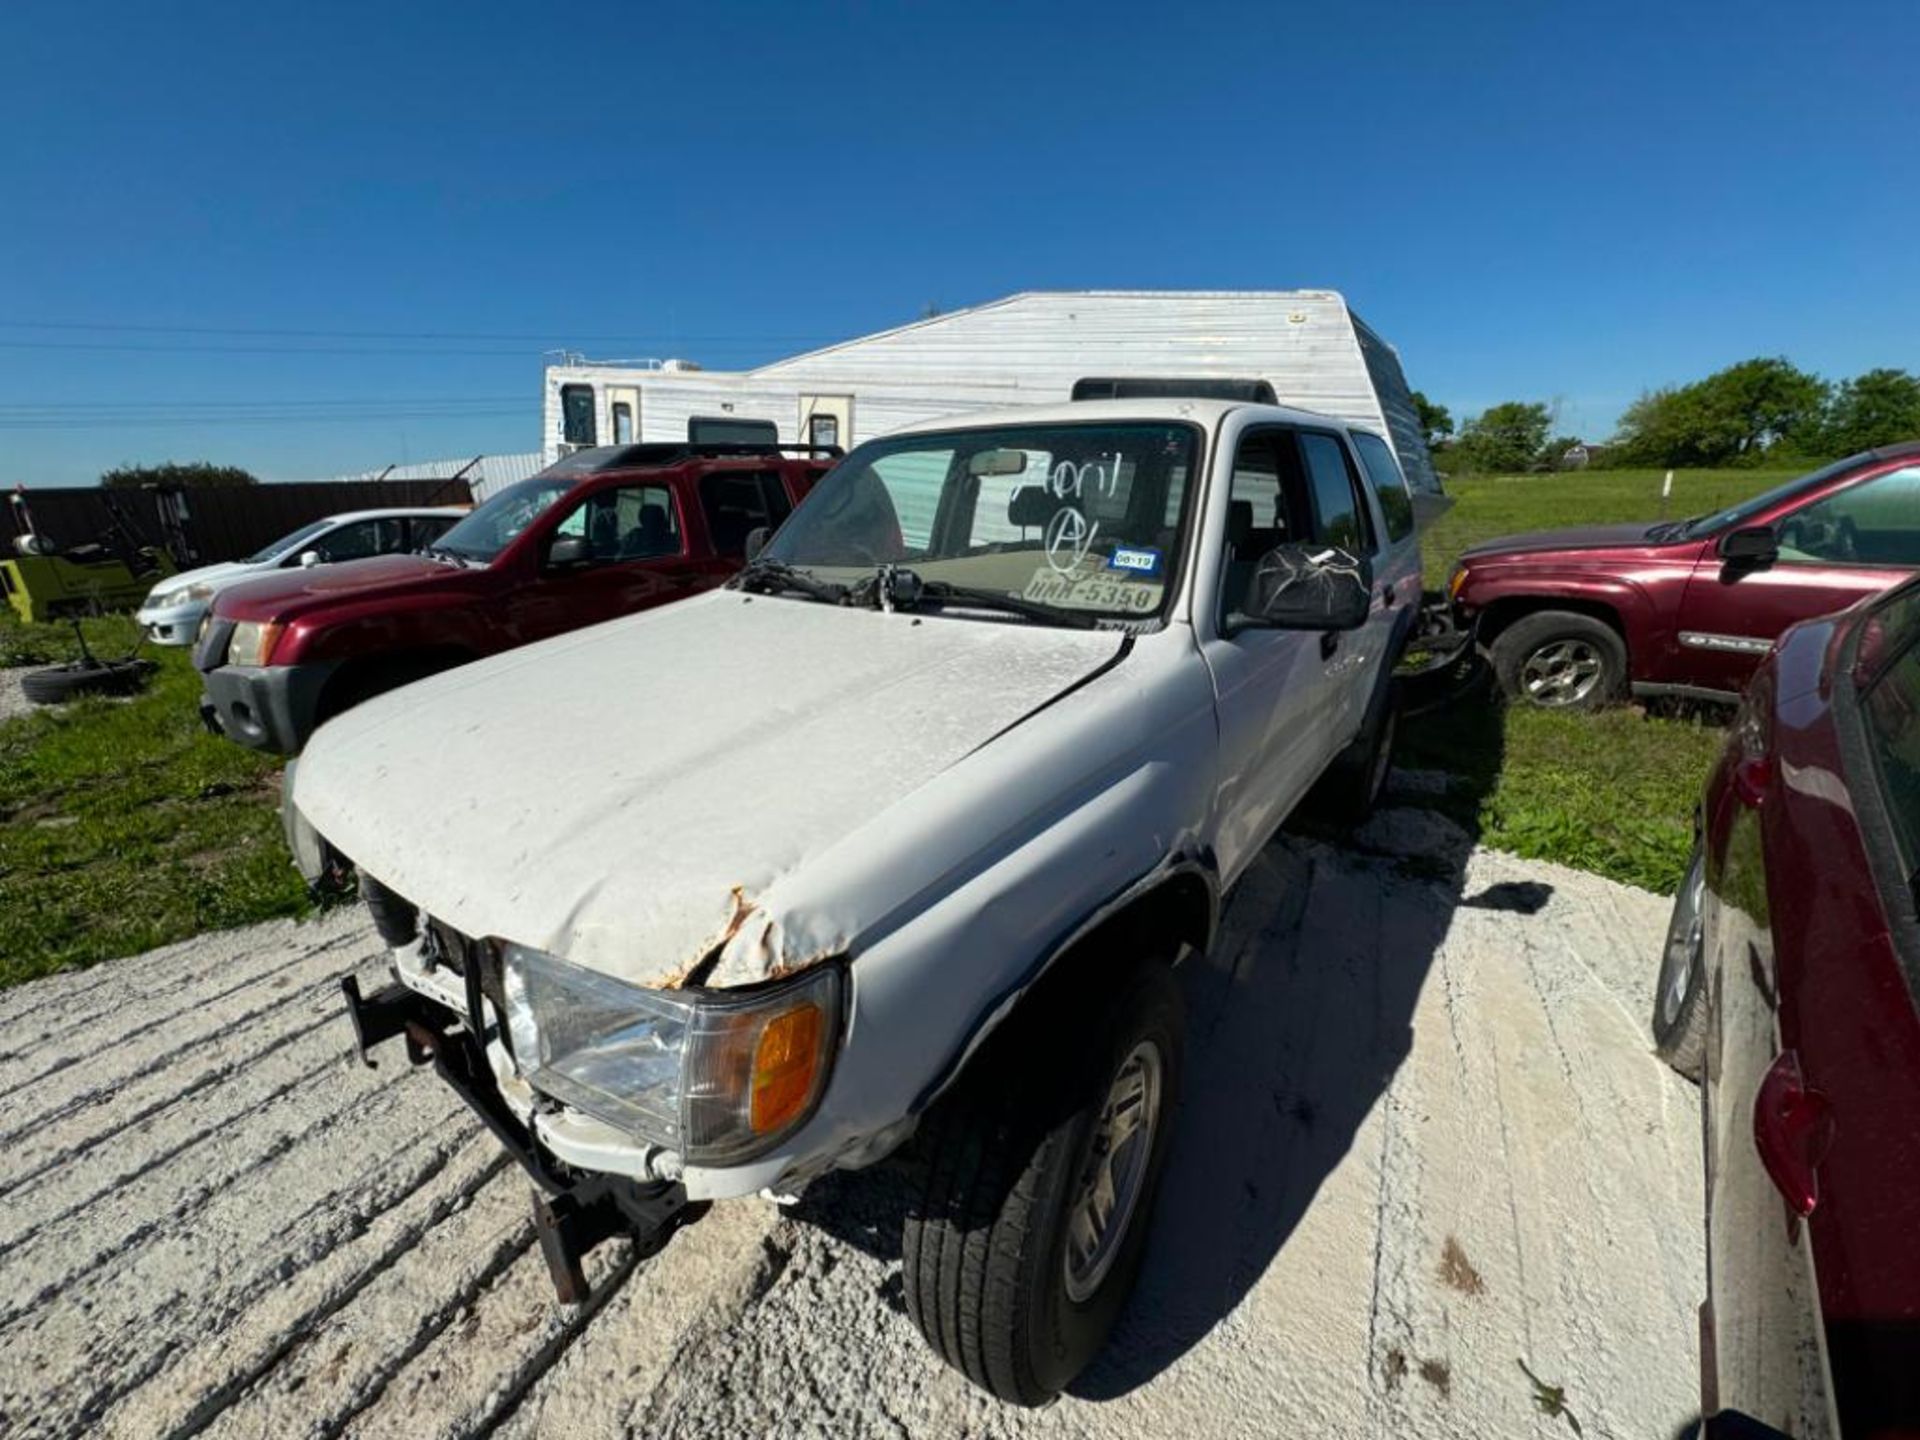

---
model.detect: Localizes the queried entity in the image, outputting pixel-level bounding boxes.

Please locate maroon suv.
[198,443,832,753]
[1651,575,1920,1437]
[1449,443,1920,709]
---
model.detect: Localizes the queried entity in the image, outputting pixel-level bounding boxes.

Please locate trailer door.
[607,387,640,445]
[799,394,852,451]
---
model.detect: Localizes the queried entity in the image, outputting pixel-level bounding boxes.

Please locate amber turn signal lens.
[750,1003,824,1135]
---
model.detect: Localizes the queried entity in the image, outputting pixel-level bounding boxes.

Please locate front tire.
[1652,840,1709,1081]
[902,959,1185,1405]
[1489,610,1626,711]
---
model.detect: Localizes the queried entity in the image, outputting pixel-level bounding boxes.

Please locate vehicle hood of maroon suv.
[212,553,477,622]
[1459,520,1677,559]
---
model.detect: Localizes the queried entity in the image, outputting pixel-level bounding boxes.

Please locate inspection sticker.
[1107,546,1163,576]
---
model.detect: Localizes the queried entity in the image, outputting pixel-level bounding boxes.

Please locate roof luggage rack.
[1071,377,1278,404]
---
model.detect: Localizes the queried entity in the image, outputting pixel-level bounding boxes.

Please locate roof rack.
[565,442,845,473]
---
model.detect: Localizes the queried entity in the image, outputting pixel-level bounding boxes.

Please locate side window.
[1219,430,1311,622]
[758,473,794,530]
[563,484,681,561]
[1864,640,1920,875]
[699,471,783,558]
[1297,432,1375,555]
[1778,465,1920,566]
[314,518,403,562]
[1351,432,1415,544]
[561,385,596,447]
[410,516,456,549]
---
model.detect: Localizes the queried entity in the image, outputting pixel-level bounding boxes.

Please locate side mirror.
[1249,544,1373,631]
[299,550,323,568]
[1720,525,1778,565]
[743,526,770,563]
[546,534,593,570]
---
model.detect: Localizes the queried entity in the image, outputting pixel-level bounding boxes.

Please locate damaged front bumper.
[339,972,697,1303]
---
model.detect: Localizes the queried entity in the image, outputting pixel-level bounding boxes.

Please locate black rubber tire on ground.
[902,958,1186,1406]
[20,658,156,705]
[1652,840,1709,1083]
[1489,610,1628,711]
[1308,684,1400,830]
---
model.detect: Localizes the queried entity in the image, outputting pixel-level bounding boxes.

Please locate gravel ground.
[0,804,1704,1440]
[0,667,32,726]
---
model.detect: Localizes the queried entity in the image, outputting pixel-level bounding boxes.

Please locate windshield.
[247,518,332,564]
[433,475,575,561]
[762,421,1200,623]
[1680,456,1862,538]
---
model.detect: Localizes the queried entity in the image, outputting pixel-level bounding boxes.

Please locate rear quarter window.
[1351,431,1416,544]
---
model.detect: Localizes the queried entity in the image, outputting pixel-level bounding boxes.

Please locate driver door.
[1675,463,1920,694]
[1198,425,1345,883]
[504,482,703,644]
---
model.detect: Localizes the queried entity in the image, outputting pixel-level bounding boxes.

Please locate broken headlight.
[499,943,842,1166]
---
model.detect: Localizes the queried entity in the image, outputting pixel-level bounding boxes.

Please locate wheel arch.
[315,643,476,721]
[908,857,1217,1118]
[1477,591,1634,653]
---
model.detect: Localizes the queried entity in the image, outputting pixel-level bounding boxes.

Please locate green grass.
[1421,466,1801,589]
[1,614,310,987]
[1403,465,1803,894]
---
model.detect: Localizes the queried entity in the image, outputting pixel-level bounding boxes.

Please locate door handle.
[1383,584,1396,608]
[1753,1051,1834,1218]
[1320,631,1339,660]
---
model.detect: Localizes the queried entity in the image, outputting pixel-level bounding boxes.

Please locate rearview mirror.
[1720,525,1778,565]
[546,534,593,570]
[744,526,770,562]
[969,449,1031,478]
[299,550,323,568]
[1249,544,1372,631]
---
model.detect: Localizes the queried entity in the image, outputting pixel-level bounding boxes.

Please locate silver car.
[135,507,467,644]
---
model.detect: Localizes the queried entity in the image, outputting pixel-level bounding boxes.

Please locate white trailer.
[541,289,1441,494]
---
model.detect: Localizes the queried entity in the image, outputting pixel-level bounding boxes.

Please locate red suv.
[198,443,832,753]
[1652,575,1920,1437]
[1449,443,1920,708]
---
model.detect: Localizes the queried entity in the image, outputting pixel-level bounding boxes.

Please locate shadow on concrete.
[790,740,1538,1401]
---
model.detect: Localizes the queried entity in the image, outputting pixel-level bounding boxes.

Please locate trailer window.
[611,401,634,445]
[808,413,839,449]
[561,386,597,447]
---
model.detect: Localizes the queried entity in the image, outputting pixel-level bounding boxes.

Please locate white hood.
[294,590,1125,986]
[147,559,261,601]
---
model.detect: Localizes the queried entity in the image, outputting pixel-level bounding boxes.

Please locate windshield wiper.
[1645,515,1705,542]
[915,579,1102,630]
[732,557,847,604]
[422,545,475,568]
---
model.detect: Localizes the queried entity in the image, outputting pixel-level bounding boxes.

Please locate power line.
[0,319,835,344]
[0,407,526,431]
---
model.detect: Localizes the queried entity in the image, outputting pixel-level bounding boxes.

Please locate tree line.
[1420,359,1920,474]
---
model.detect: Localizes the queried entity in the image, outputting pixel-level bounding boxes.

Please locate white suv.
[292,398,1425,1403]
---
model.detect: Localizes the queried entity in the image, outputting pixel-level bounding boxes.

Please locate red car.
[1449,443,1920,709]
[1652,574,1920,1437]
[198,443,832,753]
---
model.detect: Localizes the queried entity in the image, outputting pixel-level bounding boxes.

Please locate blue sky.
[1,0,1915,485]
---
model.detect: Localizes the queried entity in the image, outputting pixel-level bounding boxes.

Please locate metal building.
[540,290,1440,493]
